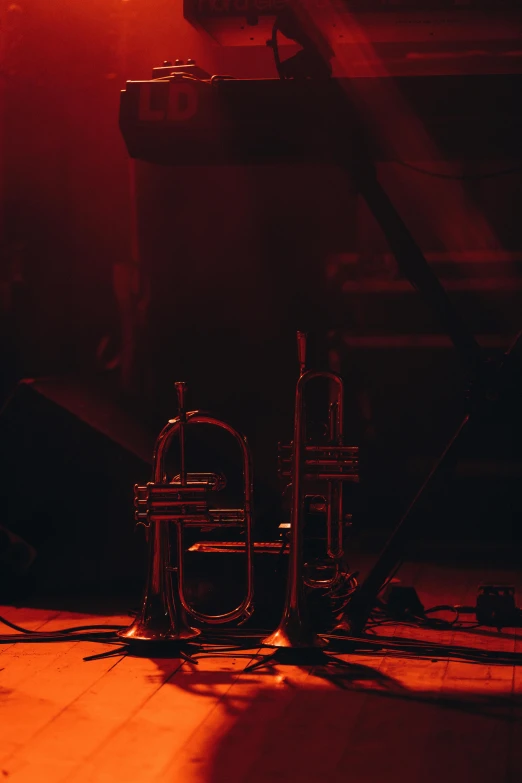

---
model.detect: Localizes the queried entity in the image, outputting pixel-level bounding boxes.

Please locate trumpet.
[119,381,254,642]
[263,331,359,649]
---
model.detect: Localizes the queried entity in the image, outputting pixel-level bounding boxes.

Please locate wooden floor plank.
[325,562,481,783]
[504,595,522,783]
[153,660,328,783]
[2,654,184,783]
[164,566,428,783]
[416,565,513,783]
[0,605,62,630]
[0,611,125,692]
[160,565,430,783]
[0,606,63,658]
[65,649,270,783]
[205,668,392,783]
[423,565,517,783]
[0,612,129,768]
[0,562,520,783]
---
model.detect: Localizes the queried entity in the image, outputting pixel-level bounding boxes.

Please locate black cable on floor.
[0,614,124,635]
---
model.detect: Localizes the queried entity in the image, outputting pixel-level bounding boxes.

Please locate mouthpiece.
[175,381,188,420]
[297,331,307,374]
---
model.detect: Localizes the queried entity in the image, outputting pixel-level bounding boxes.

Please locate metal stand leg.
[121,639,200,664]
[245,646,356,673]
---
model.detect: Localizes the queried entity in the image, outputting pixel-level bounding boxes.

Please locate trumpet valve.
[278,444,360,482]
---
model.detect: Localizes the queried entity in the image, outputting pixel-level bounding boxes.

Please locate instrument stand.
[119,639,200,664]
[270,8,522,636]
[82,636,202,663]
[245,645,355,673]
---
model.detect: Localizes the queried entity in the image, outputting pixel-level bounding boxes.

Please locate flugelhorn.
[119,382,254,642]
[263,331,359,649]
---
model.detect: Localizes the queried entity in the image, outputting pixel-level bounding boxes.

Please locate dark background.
[1,0,522,595]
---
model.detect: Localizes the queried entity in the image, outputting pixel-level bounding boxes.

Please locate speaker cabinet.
[0,378,154,596]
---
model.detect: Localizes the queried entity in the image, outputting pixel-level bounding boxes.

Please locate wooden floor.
[1,560,522,783]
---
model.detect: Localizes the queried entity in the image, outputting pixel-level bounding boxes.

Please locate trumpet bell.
[262,609,326,649]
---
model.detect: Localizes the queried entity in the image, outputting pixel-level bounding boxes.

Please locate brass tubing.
[263,332,347,648]
[119,387,255,642]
